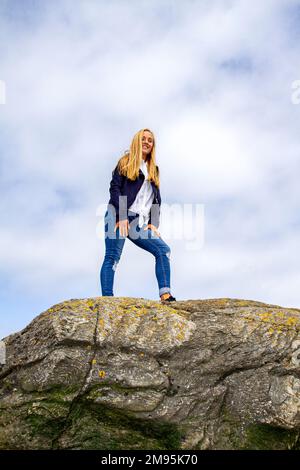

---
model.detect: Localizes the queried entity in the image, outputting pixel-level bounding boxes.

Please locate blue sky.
[1,0,300,338]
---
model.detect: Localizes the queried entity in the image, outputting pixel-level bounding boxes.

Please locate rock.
[0,296,299,450]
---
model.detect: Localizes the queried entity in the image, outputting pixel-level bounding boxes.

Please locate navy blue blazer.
[108,164,161,227]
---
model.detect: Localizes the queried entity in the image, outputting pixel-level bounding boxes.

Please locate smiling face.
[142,130,154,158]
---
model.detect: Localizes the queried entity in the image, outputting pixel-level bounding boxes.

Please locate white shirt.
[128,159,154,228]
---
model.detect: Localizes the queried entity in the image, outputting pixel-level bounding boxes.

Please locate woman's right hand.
[114,219,129,237]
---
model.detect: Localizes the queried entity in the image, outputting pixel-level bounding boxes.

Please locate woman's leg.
[127,220,172,297]
[100,209,126,296]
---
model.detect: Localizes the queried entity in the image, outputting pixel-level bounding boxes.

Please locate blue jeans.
[100,205,172,297]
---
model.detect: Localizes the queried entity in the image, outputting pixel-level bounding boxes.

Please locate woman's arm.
[148,165,161,229]
[148,188,161,229]
[109,165,128,224]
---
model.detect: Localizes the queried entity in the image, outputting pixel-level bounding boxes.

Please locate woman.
[100,128,176,302]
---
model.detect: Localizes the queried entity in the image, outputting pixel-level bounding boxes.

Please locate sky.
[1,0,300,339]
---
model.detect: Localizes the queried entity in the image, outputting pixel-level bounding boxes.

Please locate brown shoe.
[160,294,177,302]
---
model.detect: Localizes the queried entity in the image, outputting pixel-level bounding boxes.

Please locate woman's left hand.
[144,224,161,237]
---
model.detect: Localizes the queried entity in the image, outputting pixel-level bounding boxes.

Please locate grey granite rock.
[0,297,299,450]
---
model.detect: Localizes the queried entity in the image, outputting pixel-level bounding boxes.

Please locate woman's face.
[142,131,154,156]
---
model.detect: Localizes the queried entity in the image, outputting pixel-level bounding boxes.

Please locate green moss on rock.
[56,400,183,450]
[242,423,300,450]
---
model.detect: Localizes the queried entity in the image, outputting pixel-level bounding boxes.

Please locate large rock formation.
[0,297,300,450]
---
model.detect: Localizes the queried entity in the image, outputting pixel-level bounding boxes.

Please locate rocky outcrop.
[0,297,300,450]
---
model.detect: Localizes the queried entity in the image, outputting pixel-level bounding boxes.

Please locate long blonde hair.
[116,128,160,188]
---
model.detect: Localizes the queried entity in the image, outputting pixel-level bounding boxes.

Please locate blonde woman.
[100,128,176,302]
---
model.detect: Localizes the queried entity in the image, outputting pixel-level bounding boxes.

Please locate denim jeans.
[100,205,172,297]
